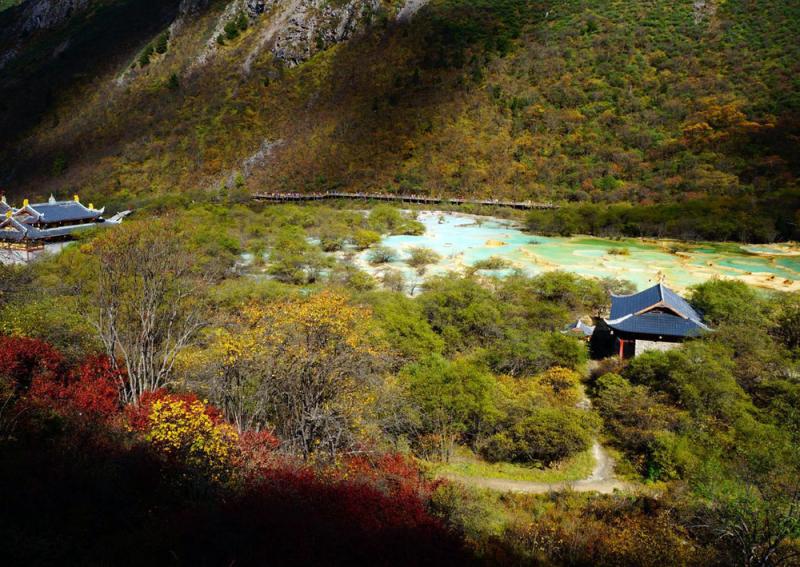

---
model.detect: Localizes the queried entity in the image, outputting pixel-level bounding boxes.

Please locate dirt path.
[441,442,633,495]
[441,387,635,495]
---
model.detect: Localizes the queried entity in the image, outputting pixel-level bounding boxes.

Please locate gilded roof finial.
[73,194,80,202]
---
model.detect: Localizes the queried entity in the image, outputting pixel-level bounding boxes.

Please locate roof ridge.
[604,313,633,325]
[609,289,640,298]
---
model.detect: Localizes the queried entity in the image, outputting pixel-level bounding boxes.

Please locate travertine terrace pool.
[355,211,800,292]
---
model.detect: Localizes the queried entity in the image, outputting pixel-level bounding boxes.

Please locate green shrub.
[138,43,155,67]
[517,409,596,464]
[689,279,767,326]
[351,229,381,250]
[368,205,424,235]
[329,264,376,291]
[367,246,398,265]
[224,21,240,40]
[480,407,597,466]
[364,292,444,361]
[470,256,510,271]
[606,247,630,256]
[480,432,517,463]
[224,14,247,41]
[155,31,169,55]
[405,246,441,271]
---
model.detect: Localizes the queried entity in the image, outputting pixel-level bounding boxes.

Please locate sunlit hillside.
[1,0,798,216]
[3,3,800,564]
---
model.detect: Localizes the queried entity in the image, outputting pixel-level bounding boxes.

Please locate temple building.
[564,319,595,342]
[0,195,128,257]
[590,283,710,359]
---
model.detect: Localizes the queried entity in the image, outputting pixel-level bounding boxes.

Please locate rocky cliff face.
[192,0,386,74]
[269,0,381,67]
[0,0,90,72]
[15,0,91,34]
[397,0,429,23]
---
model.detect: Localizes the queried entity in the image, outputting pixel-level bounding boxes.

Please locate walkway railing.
[252,191,557,210]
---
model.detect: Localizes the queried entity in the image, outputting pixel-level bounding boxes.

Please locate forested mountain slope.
[0,0,798,221]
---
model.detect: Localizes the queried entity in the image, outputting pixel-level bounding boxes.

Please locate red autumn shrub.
[69,356,124,417]
[335,453,439,501]
[0,336,66,390]
[28,355,122,419]
[171,466,467,567]
[236,429,282,474]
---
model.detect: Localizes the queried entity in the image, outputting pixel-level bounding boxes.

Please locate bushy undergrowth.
[2,212,800,565]
[0,336,469,566]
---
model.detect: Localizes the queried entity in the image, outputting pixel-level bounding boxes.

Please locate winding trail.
[440,386,635,495]
[441,442,632,494]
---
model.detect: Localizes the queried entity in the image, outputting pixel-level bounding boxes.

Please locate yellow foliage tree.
[200,291,386,459]
[144,397,238,480]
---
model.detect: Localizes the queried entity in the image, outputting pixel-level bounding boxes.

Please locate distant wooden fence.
[252,191,557,211]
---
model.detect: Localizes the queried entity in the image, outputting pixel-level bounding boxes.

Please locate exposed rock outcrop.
[179,0,211,17]
[397,0,429,22]
[693,0,717,24]
[0,0,90,71]
[222,138,285,189]
[271,0,381,66]
[246,0,268,16]
[17,0,91,34]
[192,0,385,75]
[241,0,382,72]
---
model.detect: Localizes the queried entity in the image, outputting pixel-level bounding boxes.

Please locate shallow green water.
[355,212,800,291]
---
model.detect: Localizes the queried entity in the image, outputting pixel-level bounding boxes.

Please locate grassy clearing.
[427,445,595,483]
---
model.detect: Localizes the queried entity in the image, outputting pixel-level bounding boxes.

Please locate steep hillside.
[1,0,798,217]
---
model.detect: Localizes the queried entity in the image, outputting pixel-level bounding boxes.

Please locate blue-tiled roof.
[606,311,708,338]
[605,283,710,338]
[17,201,104,224]
[610,283,702,322]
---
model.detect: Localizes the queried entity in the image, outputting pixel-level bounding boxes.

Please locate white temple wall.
[635,340,680,357]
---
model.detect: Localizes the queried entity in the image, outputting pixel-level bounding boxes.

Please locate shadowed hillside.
[0,0,185,157]
[0,0,798,231]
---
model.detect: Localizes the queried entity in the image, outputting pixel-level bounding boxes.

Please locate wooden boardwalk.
[252,192,556,210]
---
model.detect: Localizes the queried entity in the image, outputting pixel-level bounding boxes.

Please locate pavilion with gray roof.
[590,283,710,359]
[1,194,129,250]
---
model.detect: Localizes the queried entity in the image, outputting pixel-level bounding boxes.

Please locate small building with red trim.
[590,283,710,360]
